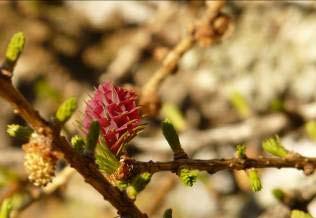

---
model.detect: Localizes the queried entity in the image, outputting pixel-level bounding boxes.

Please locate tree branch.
[131,155,316,176]
[0,75,146,217]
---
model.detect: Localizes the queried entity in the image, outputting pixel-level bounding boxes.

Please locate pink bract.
[83,81,142,154]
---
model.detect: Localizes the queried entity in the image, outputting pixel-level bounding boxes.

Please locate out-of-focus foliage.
[0,199,12,218]
[55,97,77,123]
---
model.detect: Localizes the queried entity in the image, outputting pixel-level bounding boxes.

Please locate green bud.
[6,124,32,140]
[291,210,312,218]
[71,135,85,153]
[161,119,181,152]
[236,144,246,158]
[55,97,77,123]
[262,136,288,158]
[163,208,172,218]
[5,32,25,64]
[85,121,100,155]
[95,138,119,174]
[0,198,13,218]
[272,188,284,201]
[126,172,152,199]
[179,168,198,187]
[247,169,262,192]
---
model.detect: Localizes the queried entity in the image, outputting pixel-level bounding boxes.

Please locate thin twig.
[140,0,229,116]
[131,155,316,176]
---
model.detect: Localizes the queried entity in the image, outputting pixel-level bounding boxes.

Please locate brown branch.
[140,0,229,116]
[130,155,316,176]
[0,76,146,217]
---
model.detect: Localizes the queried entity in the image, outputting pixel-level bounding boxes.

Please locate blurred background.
[1,1,316,218]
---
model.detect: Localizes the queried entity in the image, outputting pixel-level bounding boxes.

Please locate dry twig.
[140,0,230,116]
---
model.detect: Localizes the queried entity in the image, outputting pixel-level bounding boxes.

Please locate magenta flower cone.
[83,81,142,154]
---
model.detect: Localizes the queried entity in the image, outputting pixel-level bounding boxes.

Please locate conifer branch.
[130,155,316,177]
[0,66,146,218]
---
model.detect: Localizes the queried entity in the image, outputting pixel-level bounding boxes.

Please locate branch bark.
[131,155,316,176]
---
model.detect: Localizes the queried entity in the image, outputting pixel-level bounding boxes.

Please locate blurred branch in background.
[11,167,75,217]
[0,166,75,218]
[140,0,230,116]
[134,101,316,154]
[102,2,177,82]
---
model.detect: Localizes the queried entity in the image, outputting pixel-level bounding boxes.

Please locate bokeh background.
[1,1,316,218]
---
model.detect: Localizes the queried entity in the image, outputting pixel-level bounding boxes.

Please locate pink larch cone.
[83,81,142,155]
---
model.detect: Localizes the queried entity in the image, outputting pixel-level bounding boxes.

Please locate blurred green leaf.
[95,138,119,174]
[262,135,288,158]
[0,199,13,218]
[6,124,32,141]
[272,188,285,201]
[161,119,181,153]
[247,169,262,192]
[305,121,316,141]
[162,103,187,131]
[229,91,251,118]
[179,168,198,187]
[85,121,100,155]
[5,32,25,63]
[236,144,246,158]
[56,97,78,123]
[126,172,152,199]
[34,79,61,101]
[71,135,85,153]
[0,166,18,188]
[270,98,284,112]
[291,210,312,218]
